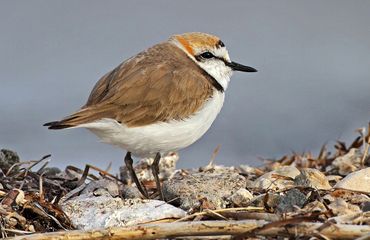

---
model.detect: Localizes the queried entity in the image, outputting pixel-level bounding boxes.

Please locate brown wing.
[45,42,215,129]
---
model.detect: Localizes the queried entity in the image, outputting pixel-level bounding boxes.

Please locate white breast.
[78,90,225,157]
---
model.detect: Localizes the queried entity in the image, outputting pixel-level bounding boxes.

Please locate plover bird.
[44,32,257,199]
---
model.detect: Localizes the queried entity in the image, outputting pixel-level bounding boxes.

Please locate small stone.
[331,148,362,175]
[328,198,361,216]
[251,166,300,190]
[326,175,343,184]
[322,194,335,203]
[294,168,332,190]
[334,167,370,193]
[0,149,20,173]
[122,185,142,199]
[163,171,246,210]
[40,167,61,177]
[250,193,281,209]
[81,179,120,197]
[362,202,370,212]
[229,188,253,207]
[276,189,307,213]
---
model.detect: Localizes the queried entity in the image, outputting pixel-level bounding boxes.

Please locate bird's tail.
[43,106,114,129]
[43,116,80,129]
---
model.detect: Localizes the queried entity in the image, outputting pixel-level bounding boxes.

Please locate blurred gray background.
[1,0,370,171]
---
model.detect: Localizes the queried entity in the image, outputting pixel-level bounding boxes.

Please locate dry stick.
[36,160,50,174]
[220,212,281,222]
[5,160,40,176]
[174,207,264,222]
[39,173,44,201]
[361,137,370,167]
[8,220,370,240]
[355,232,370,240]
[9,220,265,240]
[87,164,122,182]
[203,209,229,221]
[207,145,221,168]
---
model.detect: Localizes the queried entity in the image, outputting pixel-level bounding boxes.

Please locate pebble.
[250,193,281,209]
[251,166,300,190]
[276,188,307,213]
[81,179,120,197]
[328,198,361,216]
[229,188,253,207]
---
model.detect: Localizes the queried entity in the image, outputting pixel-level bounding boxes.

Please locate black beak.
[226,61,257,72]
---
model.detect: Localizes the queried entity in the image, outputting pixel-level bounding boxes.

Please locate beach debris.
[229,188,254,207]
[251,166,300,190]
[2,123,370,239]
[294,168,332,190]
[250,192,281,210]
[331,148,363,175]
[163,170,246,210]
[328,198,361,216]
[0,149,20,174]
[334,167,370,193]
[61,195,186,230]
[276,188,307,213]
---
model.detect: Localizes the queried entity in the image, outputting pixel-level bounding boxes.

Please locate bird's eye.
[200,52,214,59]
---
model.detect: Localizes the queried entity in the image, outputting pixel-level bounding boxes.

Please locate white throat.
[197,60,232,90]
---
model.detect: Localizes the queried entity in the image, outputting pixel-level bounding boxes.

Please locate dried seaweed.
[1,122,370,239]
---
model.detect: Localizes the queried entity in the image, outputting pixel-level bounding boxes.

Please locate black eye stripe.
[200,52,214,59]
[195,52,228,65]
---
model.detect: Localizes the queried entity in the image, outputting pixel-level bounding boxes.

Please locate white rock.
[251,166,300,190]
[61,195,186,230]
[229,188,253,207]
[334,167,370,193]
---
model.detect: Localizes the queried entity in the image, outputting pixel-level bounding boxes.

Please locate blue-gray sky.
[1,0,370,171]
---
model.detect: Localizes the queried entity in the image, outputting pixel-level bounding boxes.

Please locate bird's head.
[170,32,257,90]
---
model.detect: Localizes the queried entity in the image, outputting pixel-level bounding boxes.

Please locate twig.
[175,207,264,222]
[5,160,39,176]
[8,220,370,240]
[361,137,370,167]
[206,145,221,168]
[3,228,34,235]
[58,183,87,204]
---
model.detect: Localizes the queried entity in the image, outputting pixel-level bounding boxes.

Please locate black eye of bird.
[200,52,214,59]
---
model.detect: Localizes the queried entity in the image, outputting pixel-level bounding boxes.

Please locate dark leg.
[151,152,164,200]
[124,152,148,198]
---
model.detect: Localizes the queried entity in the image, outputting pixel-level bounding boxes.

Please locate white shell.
[334,167,370,193]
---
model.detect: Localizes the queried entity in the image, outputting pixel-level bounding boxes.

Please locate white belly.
[78,90,225,157]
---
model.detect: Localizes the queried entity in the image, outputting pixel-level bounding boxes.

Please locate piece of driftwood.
[9,220,370,240]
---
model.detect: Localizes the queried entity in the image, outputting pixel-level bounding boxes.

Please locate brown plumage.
[45,42,216,129]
